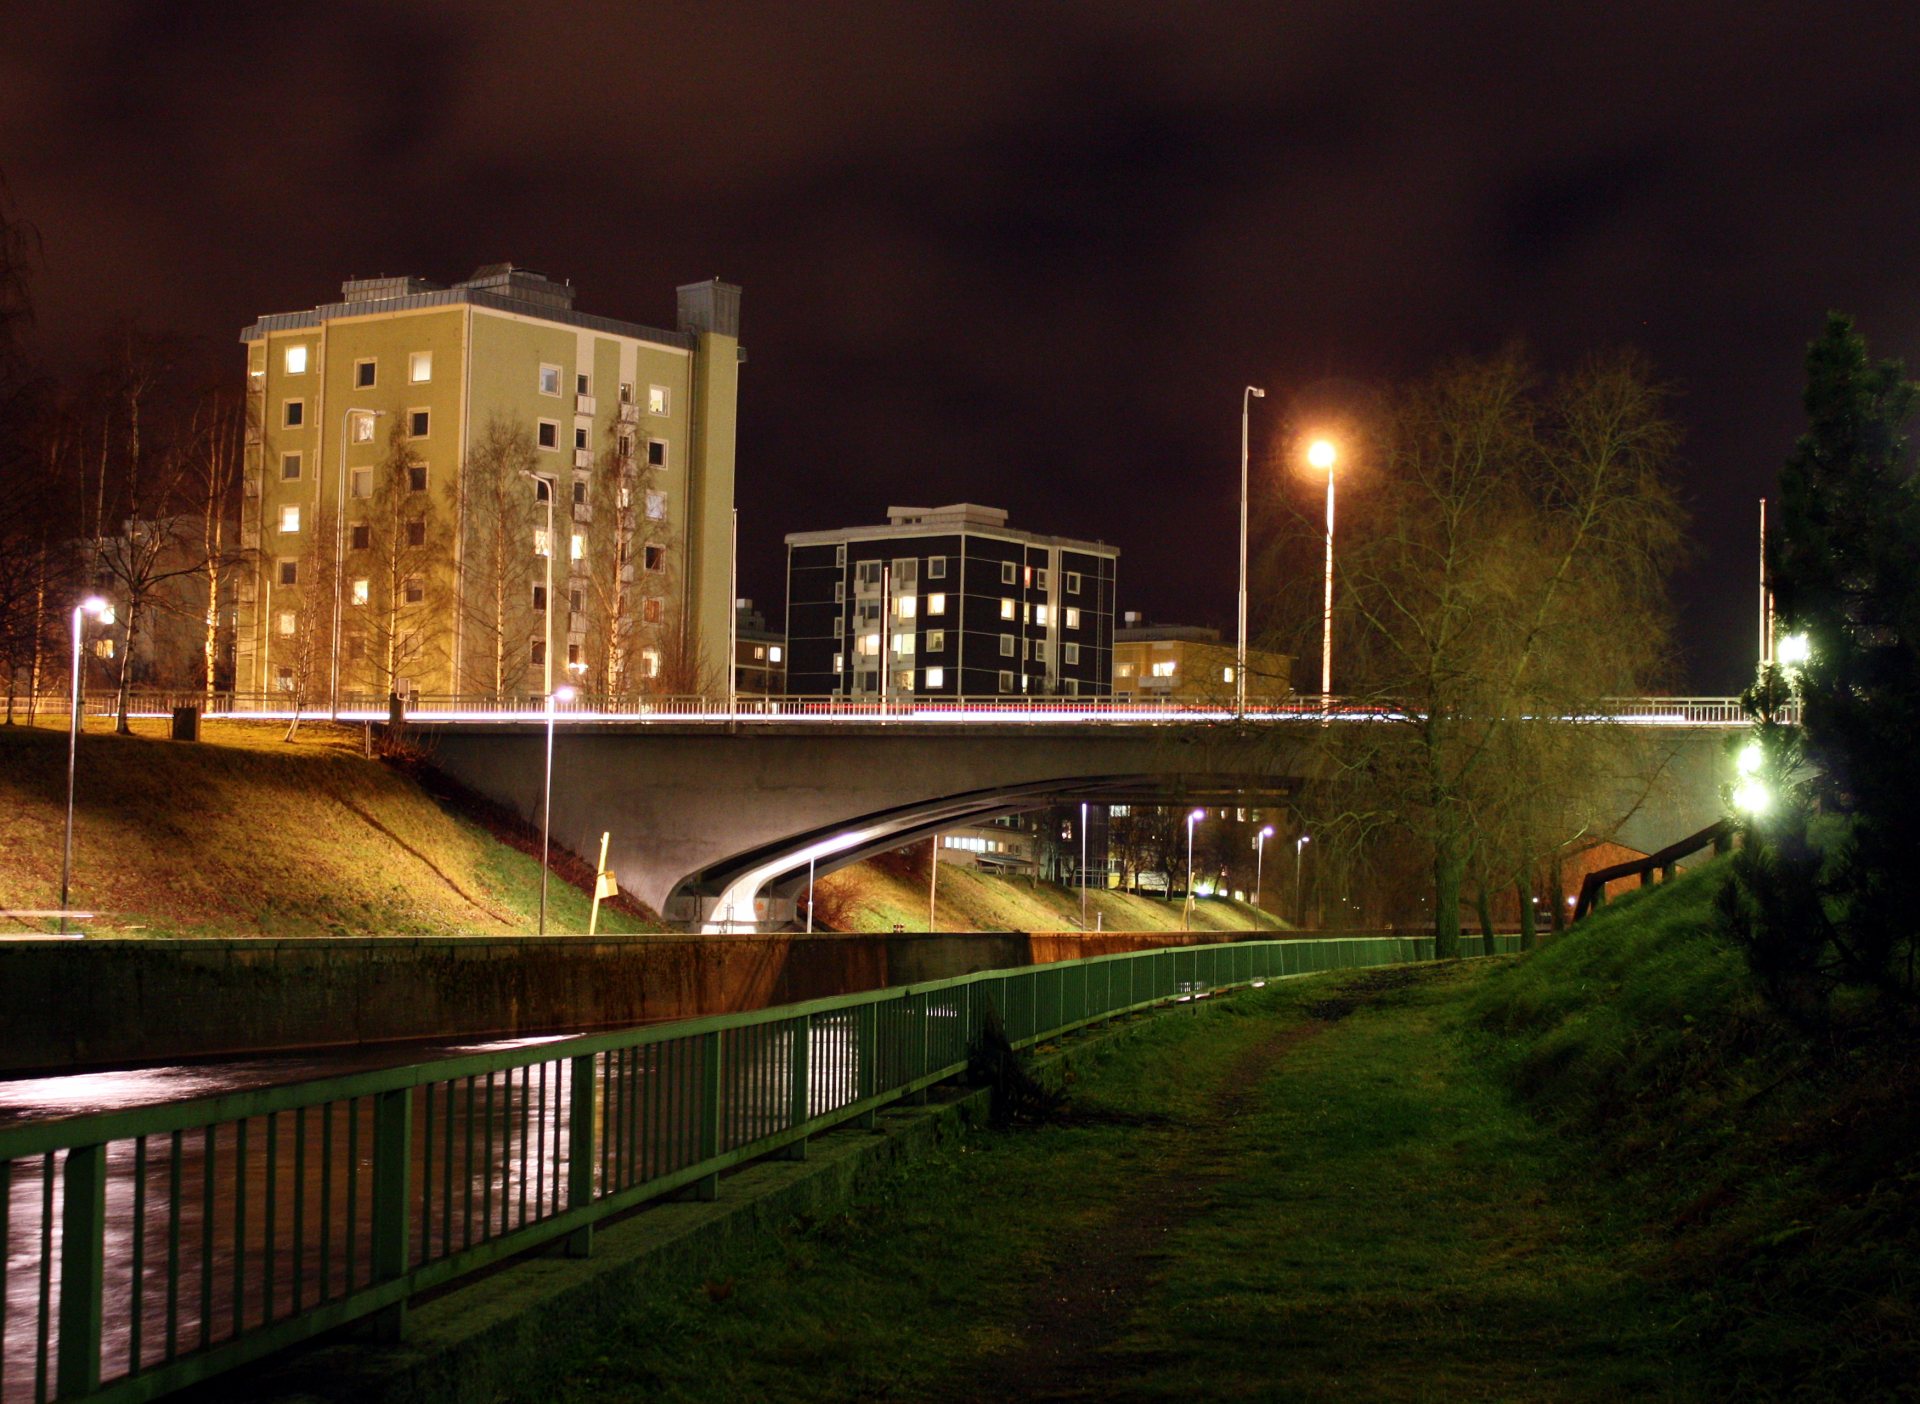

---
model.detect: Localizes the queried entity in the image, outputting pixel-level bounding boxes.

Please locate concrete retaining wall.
[0,928,1246,1075]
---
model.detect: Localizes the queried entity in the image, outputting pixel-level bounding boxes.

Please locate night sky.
[7,2,1920,691]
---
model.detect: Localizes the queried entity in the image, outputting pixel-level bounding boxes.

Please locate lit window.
[645,490,667,521]
[281,453,302,481]
[408,409,430,438]
[278,610,297,636]
[926,592,946,616]
[641,648,661,678]
[1000,598,1015,621]
[354,359,376,388]
[409,351,432,383]
[926,630,945,652]
[1064,607,1080,629]
[284,400,304,428]
[570,532,585,561]
[1118,662,1135,678]
[1151,660,1177,678]
[284,345,308,375]
[925,667,945,689]
[1001,561,1015,585]
[1035,605,1050,626]
[539,365,561,396]
[752,644,766,660]
[534,527,551,557]
[895,594,917,619]
[1023,565,1033,587]
[832,651,844,673]
[276,666,293,691]
[1223,666,1235,683]
[648,384,669,415]
[1000,635,1015,657]
[350,412,376,443]
[538,421,559,450]
[351,578,369,606]
[769,645,782,663]
[278,505,301,533]
[278,559,298,585]
[1066,571,1082,594]
[859,632,881,657]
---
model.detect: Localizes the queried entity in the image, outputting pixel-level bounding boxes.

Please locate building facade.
[1111,619,1292,704]
[733,599,786,695]
[784,504,1117,697]
[235,266,742,701]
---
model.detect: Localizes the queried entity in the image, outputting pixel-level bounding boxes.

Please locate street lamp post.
[1294,833,1310,928]
[1184,807,1206,931]
[61,597,113,934]
[1080,800,1090,930]
[1254,825,1275,909]
[1307,439,1338,712]
[538,683,577,935]
[331,408,384,717]
[1237,386,1266,714]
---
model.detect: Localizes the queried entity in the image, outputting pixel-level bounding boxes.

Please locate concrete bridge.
[412,697,1746,931]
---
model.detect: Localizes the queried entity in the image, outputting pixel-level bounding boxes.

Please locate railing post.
[567,1054,596,1256]
[56,1144,106,1400]
[855,1002,878,1130]
[694,1031,722,1200]
[781,1014,811,1160]
[365,1086,412,1341]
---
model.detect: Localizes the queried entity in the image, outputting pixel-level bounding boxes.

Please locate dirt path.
[945,1018,1323,1401]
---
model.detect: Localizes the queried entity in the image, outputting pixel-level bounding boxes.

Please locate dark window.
[573,479,586,504]
[532,584,547,612]
[530,640,546,666]
[574,426,588,450]
[404,577,424,604]
[408,465,427,493]
[406,520,426,547]
[351,524,370,550]
[281,454,302,481]
[284,400,304,428]
[576,373,589,395]
[538,422,558,450]
[644,544,666,572]
[569,588,583,613]
[355,361,376,388]
[409,410,430,438]
[647,440,666,467]
[567,642,581,665]
[278,560,298,585]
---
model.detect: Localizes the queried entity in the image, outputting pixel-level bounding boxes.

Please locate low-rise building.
[734,598,785,695]
[1111,617,1292,704]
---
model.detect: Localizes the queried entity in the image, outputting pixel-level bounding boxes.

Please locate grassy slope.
[813,849,1287,934]
[0,719,654,937]
[518,865,1916,1401]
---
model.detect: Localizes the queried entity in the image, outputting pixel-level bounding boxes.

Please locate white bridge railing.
[11,691,1780,728]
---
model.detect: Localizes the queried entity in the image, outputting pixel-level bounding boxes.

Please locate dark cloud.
[7,1,1920,687]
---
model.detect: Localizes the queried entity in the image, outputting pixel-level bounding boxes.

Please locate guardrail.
[0,933,1515,1402]
[13,691,1779,728]
[1572,820,1733,921]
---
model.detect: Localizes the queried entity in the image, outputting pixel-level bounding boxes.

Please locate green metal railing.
[0,933,1516,1402]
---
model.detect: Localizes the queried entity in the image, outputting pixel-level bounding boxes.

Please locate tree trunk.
[114,597,138,734]
[1432,841,1465,960]
[1476,885,1495,943]
[1516,877,1537,950]
[1549,852,1566,933]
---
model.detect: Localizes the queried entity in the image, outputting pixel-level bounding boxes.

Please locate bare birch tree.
[458,415,539,699]
[344,423,448,701]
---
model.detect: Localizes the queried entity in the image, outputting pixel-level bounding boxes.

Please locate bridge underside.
[420,722,1310,931]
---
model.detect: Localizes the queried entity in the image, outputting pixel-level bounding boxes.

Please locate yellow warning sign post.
[589,831,617,935]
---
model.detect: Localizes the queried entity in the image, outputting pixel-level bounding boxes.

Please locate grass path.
[535,962,1708,1402]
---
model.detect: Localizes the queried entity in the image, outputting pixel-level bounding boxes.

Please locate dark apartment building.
[784,503,1118,697]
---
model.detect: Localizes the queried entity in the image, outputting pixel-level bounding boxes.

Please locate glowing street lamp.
[1732,776,1772,818]
[62,596,114,934]
[1184,807,1206,930]
[1306,438,1339,712]
[1776,632,1811,670]
[538,683,578,935]
[1253,825,1275,909]
[1237,385,1267,714]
